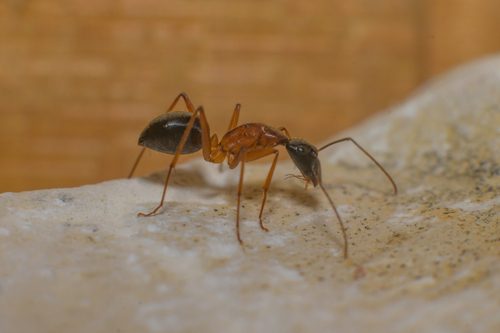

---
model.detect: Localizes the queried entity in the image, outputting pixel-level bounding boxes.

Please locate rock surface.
[1,57,499,333]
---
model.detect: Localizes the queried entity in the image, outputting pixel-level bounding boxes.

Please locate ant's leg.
[318,137,398,194]
[218,103,241,172]
[195,106,227,163]
[236,153,246,244]
[137,159,175,217]
[166,92,196,113]
[137,105,212,217]
[257,150,279,232]
[278,127,291,139]
[226,104,241,131]
[128,147,146,179]
[242,148,279,232]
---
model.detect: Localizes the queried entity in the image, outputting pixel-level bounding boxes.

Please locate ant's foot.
[259,219,269,232]
[137,210,158,217]
[237,239,247,253]
[137,204,163,217]
[237,235,244,246]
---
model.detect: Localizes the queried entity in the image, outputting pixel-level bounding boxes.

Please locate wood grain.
[1,0,499,191]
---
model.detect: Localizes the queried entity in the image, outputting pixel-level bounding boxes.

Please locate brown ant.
[128,93,397,259]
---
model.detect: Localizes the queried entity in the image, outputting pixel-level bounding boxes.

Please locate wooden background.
[1,0,500,192]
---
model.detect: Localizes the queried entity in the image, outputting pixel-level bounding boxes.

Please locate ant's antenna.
[319,137,398,195]
[319,182,348,259]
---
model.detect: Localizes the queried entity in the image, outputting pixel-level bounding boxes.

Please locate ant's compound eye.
[297,146,305,153]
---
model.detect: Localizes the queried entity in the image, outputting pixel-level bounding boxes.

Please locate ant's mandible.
[128,93,398,259]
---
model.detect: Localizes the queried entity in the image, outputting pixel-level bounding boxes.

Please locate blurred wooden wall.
[1,0,500,192]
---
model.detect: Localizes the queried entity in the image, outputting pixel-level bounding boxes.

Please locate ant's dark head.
[285,139,322,187]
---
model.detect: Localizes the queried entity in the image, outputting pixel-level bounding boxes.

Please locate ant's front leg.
[243,149,280,232]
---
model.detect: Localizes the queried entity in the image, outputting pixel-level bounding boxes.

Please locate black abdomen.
[138,111,202,154]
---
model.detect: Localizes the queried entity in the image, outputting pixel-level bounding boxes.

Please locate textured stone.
[0,57,499,332]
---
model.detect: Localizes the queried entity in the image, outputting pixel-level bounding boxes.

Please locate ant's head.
[285,139,321,187]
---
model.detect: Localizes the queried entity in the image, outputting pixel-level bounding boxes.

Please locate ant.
[128,93,397,259]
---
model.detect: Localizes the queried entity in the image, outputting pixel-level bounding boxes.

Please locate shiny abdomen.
[138,111,202,154]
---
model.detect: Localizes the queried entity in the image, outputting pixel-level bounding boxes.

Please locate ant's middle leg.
[218,103,242,172]
[235,152,247,245]
[226,103,241,132]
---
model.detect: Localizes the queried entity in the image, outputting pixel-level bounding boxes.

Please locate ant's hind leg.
[128,92,196,178]
[138,106,208,217]
[137,163,175,217]
[166,92,196,113]
[128,147,146,179]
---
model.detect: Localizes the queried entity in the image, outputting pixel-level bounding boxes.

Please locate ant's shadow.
[141,166,321,209]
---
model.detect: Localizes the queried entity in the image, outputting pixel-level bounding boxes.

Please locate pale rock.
[1,57,499,333]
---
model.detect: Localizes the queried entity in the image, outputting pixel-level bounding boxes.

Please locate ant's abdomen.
[138,111,202,155]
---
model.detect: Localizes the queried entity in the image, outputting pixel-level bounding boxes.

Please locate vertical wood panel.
[425,0,500,76]
[1,0,499,192]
